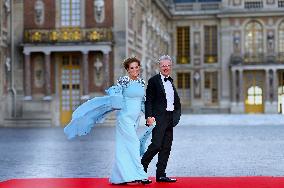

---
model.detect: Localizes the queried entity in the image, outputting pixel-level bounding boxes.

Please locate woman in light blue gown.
[64,57,152,184]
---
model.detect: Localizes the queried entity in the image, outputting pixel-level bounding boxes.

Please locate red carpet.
[1,177,284,188]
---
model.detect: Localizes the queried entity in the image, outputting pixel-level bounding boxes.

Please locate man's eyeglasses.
[160,64,172,68]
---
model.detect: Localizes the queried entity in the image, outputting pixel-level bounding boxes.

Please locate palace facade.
[0,0,284,127]
[166,0,284,114]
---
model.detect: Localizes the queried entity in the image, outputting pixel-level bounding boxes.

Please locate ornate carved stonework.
[194,58,200,66]
[234,19,240,27]
[194,32,200,56]
[193,71,201,98]
[193,21,200,29]
[233,0,241,6]
[34,55,44,88]
[94,0,105,23]
[4,0,10,13]
[34,0,44,25]
[268,18,274,27]
[93,57,104,87]
[266,0,275,5]
[233,31,241,53]
[267,30,274,52]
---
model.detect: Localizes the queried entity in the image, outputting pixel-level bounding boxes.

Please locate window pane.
[255,96,262,105]
[177,73,190,89]
[248,96,254,104]
[61,0,81,26]
[204,26,218,63]
[204,72,218,104]
[177,27,190,64]
[248,87,254,95]
[279,22,284,52]
[255,86,262,94]
[245,21,263,56]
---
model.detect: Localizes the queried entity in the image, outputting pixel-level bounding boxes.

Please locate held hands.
[146,117,156,126]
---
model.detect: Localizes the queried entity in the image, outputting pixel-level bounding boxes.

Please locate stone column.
[141,14,147,80]
[265,69,270,102]
[273,69,278,102]
[81,51,89,100]
[238,69,244,103]
[219,21,232,107]
[43,52,52,100]
[231,69,236,103]
[103,51,110,88]
[24,52,32,100]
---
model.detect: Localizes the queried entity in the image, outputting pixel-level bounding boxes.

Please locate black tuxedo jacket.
[145,74,181,127]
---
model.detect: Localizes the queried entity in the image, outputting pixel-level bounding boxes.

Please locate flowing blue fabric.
[139,124,155,157]
[63,86,123,139]
[63,77,153,184]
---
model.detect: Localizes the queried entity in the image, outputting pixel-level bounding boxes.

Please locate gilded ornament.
[207,56,216,63]
[32,32,42,42]
[89,31,101,41]
[181,56,188,64]
[62,30,70,41]
[50,31,58,41]
[73,30,81,40]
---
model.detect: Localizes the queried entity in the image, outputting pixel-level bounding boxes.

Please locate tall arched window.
[61,0,81,27]
[245,21,263,56]
[279,21,284,53]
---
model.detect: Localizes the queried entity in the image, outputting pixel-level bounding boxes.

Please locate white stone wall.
[113,0,127,80]
[220,18,233,109]
[124,0,171,81]
[0,0,11,122]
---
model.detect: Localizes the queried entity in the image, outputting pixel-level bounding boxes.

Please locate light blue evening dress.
[109,76,147,184]
[64,76,152,184]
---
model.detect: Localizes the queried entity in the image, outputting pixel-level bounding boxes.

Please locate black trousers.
[141,111,173,177]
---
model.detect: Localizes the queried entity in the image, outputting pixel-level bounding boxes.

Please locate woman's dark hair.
[123,57,141,70]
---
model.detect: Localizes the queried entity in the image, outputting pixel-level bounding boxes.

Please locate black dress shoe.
[112,182,127,185]
[140,179,152,184]
[132,179,152,184]
[156,176,177,183]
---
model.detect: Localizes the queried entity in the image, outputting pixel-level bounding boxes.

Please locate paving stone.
[1,124,284,181]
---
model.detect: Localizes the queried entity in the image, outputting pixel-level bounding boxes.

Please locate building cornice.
[217,9,284,18]
[154,0,173,19]
[22,42,112,55]
[168,9,284,20]
[172,14,219,20]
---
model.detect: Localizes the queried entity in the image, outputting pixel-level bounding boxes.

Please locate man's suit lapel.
[157,74,166,97]
[172,84,180,107]
[172,83,178,98]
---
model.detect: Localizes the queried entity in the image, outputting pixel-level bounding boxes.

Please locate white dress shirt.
[160,73,174,111]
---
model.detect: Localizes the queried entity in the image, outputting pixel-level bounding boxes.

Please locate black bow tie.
[164,77,173,82]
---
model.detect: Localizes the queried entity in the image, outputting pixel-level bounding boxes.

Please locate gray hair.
[157,55,172,64]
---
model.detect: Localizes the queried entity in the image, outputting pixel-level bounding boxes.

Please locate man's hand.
[146,117,156,126]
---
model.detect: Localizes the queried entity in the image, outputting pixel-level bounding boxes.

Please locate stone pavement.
[178,114,284,126]
[1,119,284,181]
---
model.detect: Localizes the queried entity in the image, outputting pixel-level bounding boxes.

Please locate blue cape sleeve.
[64,85,123,139]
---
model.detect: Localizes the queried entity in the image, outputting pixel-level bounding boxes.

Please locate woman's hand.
[146,117,156,126]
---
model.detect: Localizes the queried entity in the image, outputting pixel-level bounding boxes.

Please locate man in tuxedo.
[141,55,181,183]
